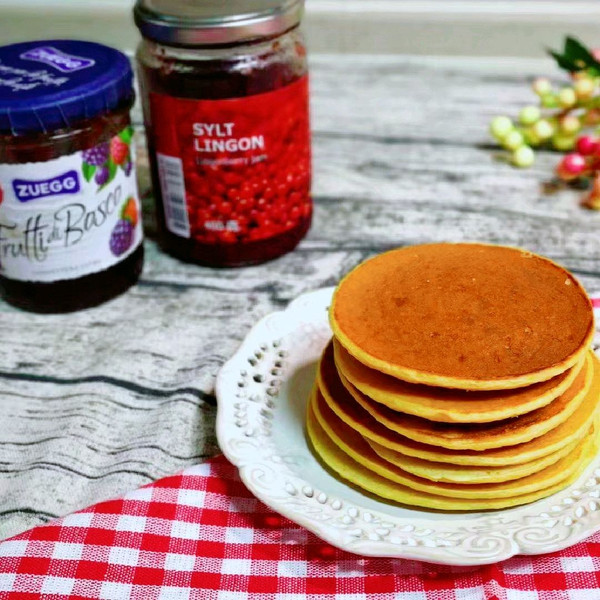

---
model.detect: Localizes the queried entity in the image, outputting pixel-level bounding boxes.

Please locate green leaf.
[107,158,117,181]
[118,126,133,146]
[549,36,600,75]
[564,36,596,66]
[82,162,96,182]
[565,37,600,76]
[548,50,576,72]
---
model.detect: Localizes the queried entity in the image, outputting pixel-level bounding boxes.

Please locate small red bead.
[562,153,587,174]
[576,135,600,156]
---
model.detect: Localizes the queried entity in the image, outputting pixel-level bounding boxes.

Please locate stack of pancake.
[306,243,600,510]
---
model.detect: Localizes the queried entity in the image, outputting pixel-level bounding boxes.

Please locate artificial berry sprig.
[489,36,600,207]
[554,134,600,206]
[489,71,600,166]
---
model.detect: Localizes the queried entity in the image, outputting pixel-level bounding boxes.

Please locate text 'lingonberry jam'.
[134,0,312,267]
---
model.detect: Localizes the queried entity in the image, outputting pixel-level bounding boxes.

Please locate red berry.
[237,197,252,212]
[270,207,286,223]
[197,209,211,224]
[556,153,587,180]
[240,183,253,197]
[219,201,233,217]
[576,136,599,156]
[564,153,586,173]
[110,136,129,165]
[223,172,241,187]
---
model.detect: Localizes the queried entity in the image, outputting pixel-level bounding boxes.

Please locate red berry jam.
[0,40,143,313]
[135,0,311,267]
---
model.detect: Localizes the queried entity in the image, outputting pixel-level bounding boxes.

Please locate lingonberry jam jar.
[134,0,311,267]
[0,40,144,312]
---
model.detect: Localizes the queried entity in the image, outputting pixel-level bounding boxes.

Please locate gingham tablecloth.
[1,455,600,600]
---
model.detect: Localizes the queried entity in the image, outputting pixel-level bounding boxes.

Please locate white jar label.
[0,126,142,282]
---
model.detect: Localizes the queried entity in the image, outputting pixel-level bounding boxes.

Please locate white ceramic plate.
[216,287,600,566]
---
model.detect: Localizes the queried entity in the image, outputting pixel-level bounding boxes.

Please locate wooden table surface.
[2,55,600,540]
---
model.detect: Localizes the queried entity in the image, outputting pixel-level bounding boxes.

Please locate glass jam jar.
[0,40,144,313]
[134,0,311,267]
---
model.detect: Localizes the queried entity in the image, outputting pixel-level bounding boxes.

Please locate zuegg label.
[0,126,142,282]
[12,170,80,202]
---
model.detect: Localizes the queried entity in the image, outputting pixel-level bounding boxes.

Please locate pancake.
[333,338,584,423]
[310,385,595,499]
[318,343,595,451]
[307,399,597,510]
[330,243,594,390]
[356,378,600,467]
[341,362,592,450]
[367,436,579,484]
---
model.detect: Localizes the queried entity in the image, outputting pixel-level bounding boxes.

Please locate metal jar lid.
[134,0,304,46]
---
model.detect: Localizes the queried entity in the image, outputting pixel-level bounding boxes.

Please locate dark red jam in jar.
[0,40,144,313]
[134,0,311,267]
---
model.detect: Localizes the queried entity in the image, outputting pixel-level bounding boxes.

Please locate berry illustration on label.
[81,126,134,191]
[82,142,109,166]
[110,137,129,165]
[109,196,139,256]
[121,196,139,227]
[94,165,109,186]
[109,219,135,256]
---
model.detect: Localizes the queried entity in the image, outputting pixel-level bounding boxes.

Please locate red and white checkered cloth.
[2,297,600,600]
[1,455,600,600]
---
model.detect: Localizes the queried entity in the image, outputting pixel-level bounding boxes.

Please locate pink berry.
[557,153,587,180]
[576,135,599,156]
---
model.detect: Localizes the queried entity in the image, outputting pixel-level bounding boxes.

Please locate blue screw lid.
[0,40,133,135]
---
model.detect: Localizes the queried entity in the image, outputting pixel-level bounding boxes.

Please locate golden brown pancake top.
[331,243,594,382]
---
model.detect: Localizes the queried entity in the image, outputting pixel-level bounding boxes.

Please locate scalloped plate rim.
[215,287,600,566]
